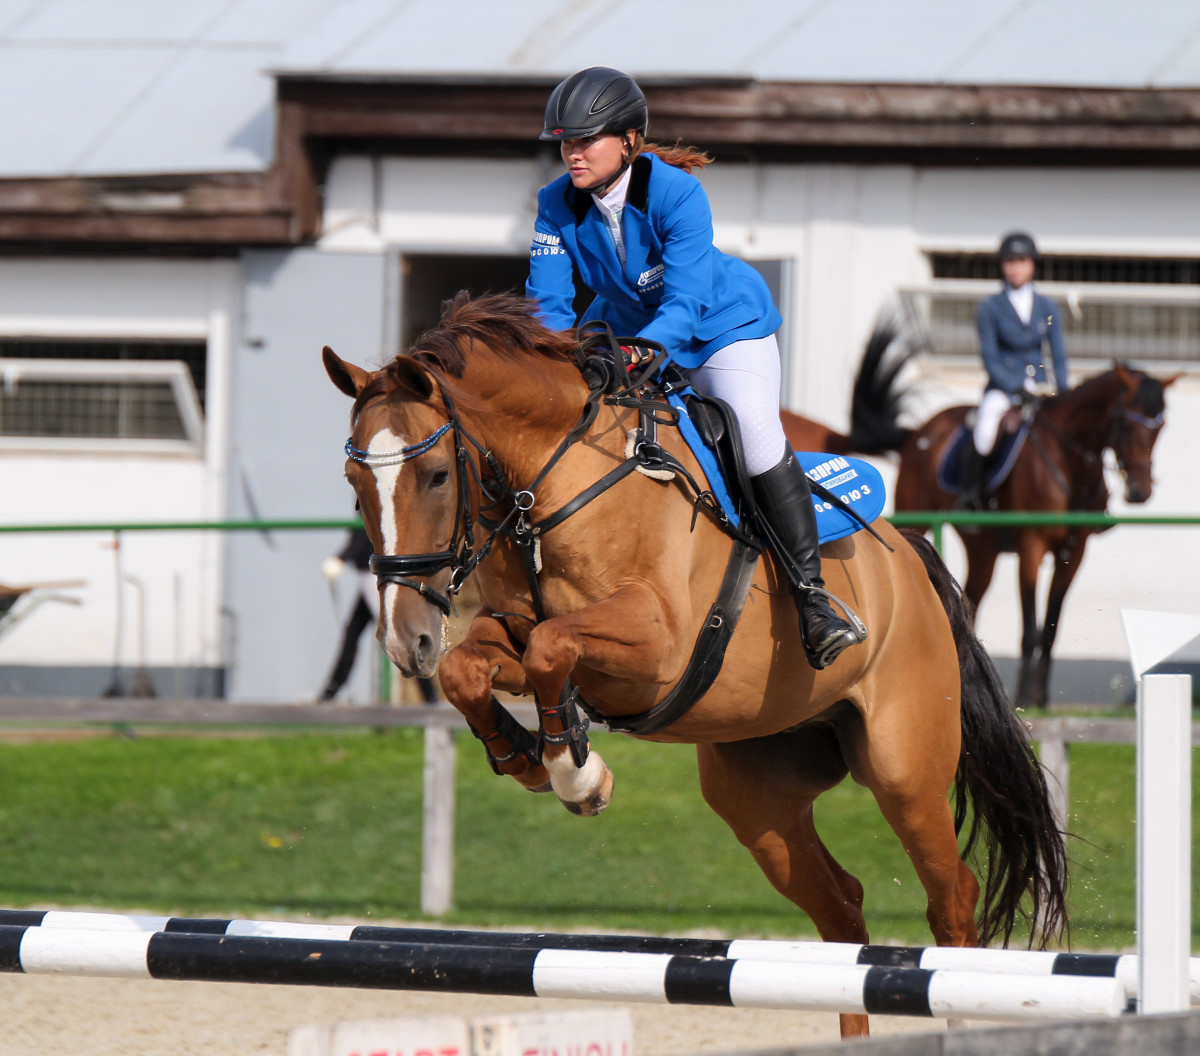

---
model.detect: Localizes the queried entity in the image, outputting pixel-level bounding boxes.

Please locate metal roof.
[4,0,1200,178]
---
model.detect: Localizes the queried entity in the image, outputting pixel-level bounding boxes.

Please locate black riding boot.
[957,443,985,511]
[751,451,863,669]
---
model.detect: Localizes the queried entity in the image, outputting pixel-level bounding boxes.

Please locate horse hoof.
[525,781,553,794]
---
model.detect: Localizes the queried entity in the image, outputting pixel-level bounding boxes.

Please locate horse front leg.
[1015,536,1048,710]
[521,586,674,817]
[1033,537,1088,710]
[959,533,999,621]
[438,612,552,793]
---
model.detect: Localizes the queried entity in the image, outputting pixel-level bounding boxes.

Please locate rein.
[1027,386,1164,512]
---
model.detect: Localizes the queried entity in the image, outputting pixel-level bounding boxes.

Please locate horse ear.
[323,346,369,397]
[1113,362,1141,396]
[1160,372,1182,389]
[391,356,436,400]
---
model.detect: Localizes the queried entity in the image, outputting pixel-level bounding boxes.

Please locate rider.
[527,66,861,669]
[962,231,1070,507]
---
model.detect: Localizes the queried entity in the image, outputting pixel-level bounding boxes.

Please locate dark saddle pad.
[937,419,1031,496]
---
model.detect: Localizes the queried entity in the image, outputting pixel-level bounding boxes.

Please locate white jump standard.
[0,923,1124,1023]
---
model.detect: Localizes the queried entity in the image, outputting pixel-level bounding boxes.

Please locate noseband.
[344,412,487,617]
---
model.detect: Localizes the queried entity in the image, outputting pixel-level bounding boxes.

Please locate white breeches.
[682,335,787,476]
[973,388,1017,456]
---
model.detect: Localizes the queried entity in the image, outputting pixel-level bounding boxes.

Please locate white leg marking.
[545,750,607,801]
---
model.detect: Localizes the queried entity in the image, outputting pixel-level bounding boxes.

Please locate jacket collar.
[566,154,654,225]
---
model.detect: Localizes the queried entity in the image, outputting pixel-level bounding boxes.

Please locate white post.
[1137,672,1192,1014]
[421,724,456,916]
[1038,734,1069,837]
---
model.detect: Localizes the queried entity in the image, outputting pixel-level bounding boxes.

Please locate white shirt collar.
[1005,282,1035,324]
[591,165,632,217]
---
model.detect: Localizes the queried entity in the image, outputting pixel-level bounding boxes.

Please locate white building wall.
[0,258,238,683]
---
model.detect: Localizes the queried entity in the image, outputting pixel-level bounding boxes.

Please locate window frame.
[0,356,206,455]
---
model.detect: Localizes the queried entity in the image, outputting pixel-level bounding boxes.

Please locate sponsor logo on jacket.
[530,231,565,257]
[637,264,665,288]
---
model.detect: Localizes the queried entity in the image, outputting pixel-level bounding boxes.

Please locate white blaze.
[367,428,407,644]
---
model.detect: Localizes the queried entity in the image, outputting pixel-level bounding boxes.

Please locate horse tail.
[899,527,1069,948]
[847,315,915,455]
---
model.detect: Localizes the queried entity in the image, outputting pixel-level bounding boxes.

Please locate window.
[904,255,1200,366]
[0,338,206,453]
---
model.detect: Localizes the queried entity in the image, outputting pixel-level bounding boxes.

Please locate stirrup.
[800,586,867,670]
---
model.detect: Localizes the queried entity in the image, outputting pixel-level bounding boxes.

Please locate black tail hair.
[900,527,1069,947]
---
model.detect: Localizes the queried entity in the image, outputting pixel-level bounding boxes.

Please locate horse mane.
[351,291,579,416]
[1072,361,1165,416]
[409,291,579,376]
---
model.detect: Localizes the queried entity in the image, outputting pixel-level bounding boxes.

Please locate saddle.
[560,326,880,733]
[938,408,1033,498]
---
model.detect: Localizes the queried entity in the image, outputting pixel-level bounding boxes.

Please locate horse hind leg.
[696,732,873,1039]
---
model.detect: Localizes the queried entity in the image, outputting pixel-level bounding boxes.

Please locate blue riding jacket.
[976,286,1069,394]
[527,153,781,368]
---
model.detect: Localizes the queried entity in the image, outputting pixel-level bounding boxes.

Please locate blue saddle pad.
[800,453,887,544]
[665,389,885,542]
[937,423,1029,495]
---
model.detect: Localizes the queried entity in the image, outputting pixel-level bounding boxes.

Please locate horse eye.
[431,469,450,488]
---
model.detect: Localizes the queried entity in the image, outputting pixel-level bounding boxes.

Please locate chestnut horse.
[324,293,1067,1038]
[887,365,1175,710]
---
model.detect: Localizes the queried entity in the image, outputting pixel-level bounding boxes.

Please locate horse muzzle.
[1125,482,1152,504]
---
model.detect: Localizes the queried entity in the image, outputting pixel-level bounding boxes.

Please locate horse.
[883,364,1175,710]
[323,291,1068,1039]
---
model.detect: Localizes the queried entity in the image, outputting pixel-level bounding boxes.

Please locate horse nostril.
[413,633,436,666]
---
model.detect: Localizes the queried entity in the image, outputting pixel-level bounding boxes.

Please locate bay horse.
[886,364,1175,710]
[323,292,1067,1039]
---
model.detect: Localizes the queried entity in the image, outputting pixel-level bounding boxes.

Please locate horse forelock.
[1134,374,1166,416]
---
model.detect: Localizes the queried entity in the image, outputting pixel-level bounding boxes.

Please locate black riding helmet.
[998,231,1039,260]
[541,67,648,142]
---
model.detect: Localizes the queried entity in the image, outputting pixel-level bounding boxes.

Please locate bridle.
[344,381,612,619]
[1028,380,1164,507]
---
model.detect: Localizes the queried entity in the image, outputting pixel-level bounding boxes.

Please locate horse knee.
[437,645,491,707]
[522,623,580,682]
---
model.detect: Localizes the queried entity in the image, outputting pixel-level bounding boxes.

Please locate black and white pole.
[1,908,1189,1008]
[0,924,1126,1022]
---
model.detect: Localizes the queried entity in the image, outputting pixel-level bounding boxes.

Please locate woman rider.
[526,67,862,669]
[961,231,1069,507]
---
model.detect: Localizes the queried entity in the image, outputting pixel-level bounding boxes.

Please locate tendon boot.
[956,442,986,511]
[751,451,865,669]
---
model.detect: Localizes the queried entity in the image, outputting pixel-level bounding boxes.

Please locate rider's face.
[560,132,630,192]
[1001,255,1036,290]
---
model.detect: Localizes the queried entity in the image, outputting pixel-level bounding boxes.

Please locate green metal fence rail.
[2,512,1199,537]
[0,519,362,533]
[887,510,1200,551]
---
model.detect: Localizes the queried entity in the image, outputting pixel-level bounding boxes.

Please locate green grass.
[0,729,1177,949]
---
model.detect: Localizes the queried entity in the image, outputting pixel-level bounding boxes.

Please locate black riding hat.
[998,231,1039,260]
[541,67,648,142]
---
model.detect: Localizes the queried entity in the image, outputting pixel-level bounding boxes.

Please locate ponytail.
[631,133,713,173]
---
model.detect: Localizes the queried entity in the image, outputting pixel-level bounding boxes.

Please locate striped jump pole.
[0,923,1124,1023]
[0,908,1184,1006]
